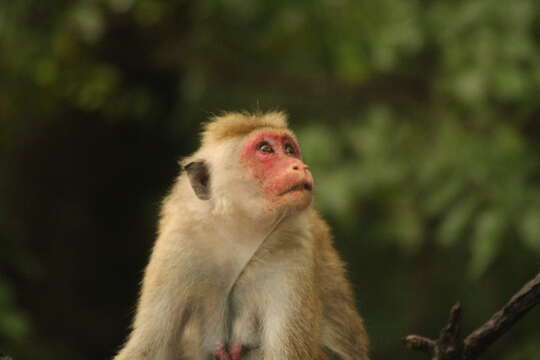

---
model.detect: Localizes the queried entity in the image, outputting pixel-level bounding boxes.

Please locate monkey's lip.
[281,182,313,195]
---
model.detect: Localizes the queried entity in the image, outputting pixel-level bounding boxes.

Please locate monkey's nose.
[292,162,309,171]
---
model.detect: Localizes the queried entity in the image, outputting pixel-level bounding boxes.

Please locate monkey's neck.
[212,209,287,239]
[224,209,289,292]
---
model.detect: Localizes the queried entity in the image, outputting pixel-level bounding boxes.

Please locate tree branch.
[403,272,540,360]
[463,272,540,359]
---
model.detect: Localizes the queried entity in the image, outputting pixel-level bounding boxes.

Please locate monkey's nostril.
[292,165,299,171]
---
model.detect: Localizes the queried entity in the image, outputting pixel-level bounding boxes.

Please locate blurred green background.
[1,0,539,359]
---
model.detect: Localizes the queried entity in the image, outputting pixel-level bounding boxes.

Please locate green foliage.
[0,278,30,347]
[429,0,540,105]
[301,111,540,271]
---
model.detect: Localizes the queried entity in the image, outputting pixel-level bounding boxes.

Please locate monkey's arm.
[319,250,369,360]
[312,213,369,360]
[114,242,194,360]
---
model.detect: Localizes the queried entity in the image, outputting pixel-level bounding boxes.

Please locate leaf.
[518,206,540,254]
[437,196,479,247]
[469,209,506,279]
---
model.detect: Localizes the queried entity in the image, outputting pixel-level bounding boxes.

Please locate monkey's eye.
[284,142,296,155]
[258,141,274,153]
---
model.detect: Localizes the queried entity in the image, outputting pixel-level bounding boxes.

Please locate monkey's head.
[183,112,314,218]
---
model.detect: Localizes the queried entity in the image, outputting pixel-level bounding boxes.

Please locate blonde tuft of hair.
[201,111,289,146]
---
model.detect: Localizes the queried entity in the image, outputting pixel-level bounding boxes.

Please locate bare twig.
[463,272,540,359]
[436,303,463,360]
[403,272,540,360]
[403,335,436,355]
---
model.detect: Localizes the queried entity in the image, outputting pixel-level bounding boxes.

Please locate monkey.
[113,112,369,360]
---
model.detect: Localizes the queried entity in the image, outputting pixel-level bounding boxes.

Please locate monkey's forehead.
[201,111,289,146]
[243,127,298,143]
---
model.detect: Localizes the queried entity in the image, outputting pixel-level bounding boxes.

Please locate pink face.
[241,131,314,211]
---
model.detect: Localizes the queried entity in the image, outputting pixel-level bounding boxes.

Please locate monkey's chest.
[184,251,271,357]
[188,230,304,359]
[210,257,288,355]
[228,269,267,344]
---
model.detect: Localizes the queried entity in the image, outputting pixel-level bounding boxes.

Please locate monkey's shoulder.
[307,208,334,248]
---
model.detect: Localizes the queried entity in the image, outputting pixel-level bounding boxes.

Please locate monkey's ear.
[184,161,211,200]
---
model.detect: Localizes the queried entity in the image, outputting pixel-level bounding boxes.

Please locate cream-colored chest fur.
[179,214,314,359]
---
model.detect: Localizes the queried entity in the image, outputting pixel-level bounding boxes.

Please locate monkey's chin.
[273,190,312,212]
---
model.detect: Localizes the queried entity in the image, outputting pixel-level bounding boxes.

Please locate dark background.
[0,0,539,359]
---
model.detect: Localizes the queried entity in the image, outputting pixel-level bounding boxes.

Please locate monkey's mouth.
[281,182,313,195]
